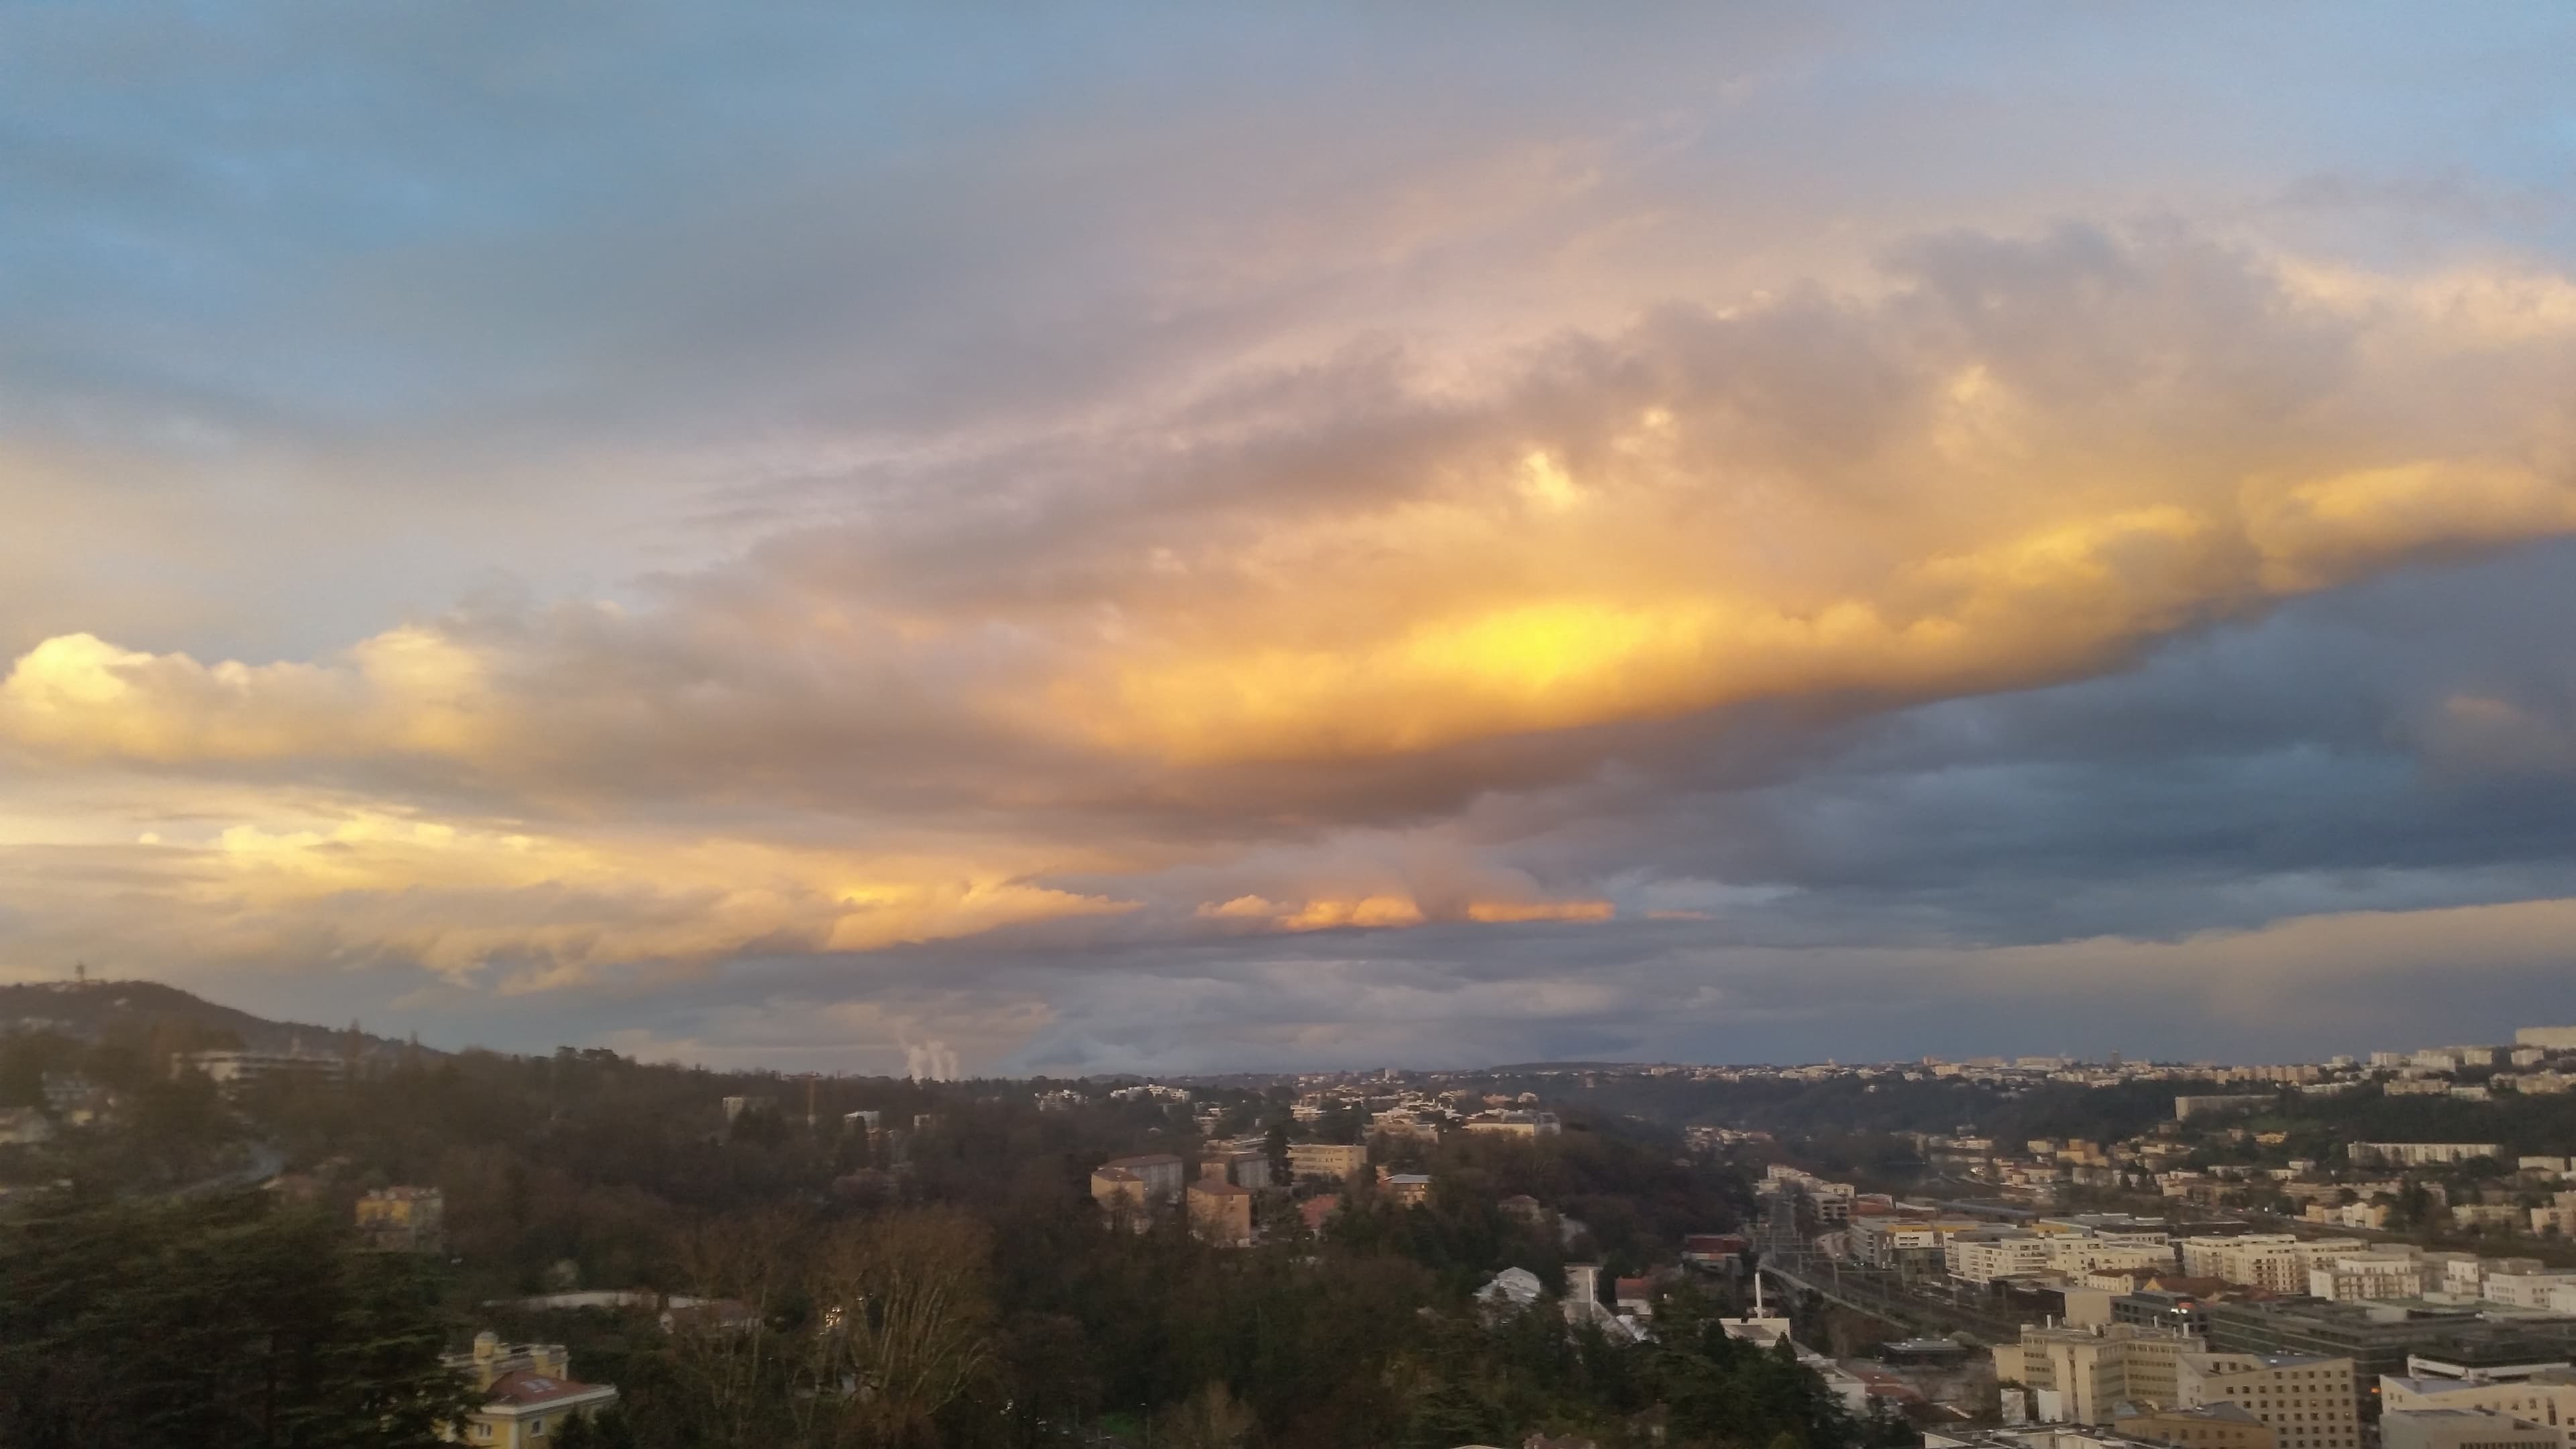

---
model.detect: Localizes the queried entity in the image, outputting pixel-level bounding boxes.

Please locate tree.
[1166,1381,1257,1449]
[805,1208,996,1446]
[0,1193,474,1449]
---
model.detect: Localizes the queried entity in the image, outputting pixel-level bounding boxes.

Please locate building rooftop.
[2122,1403,2263,1425]
[486,1370,612,1408]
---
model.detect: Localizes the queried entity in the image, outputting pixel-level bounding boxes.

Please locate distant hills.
[0,979,427,1059]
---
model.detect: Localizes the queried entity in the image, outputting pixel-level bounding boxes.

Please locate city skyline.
[7,7,2576,1073]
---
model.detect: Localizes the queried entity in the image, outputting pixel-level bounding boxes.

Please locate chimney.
[472,1331,500,1390]
[1202,1160,1230,1181]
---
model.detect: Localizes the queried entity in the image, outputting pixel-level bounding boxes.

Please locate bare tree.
[806,1207,996,1446]
[1163,1382,1257,1449]
[671,1207,803,1445]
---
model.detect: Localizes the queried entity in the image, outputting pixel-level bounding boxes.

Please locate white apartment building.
[2439,1255,2502,1301]
[2181,1234,2371,1293]
[2178,1352,2359,1449]
[2306,1201,2394,1231]
[2051,1241,2178,1277]
[2484,1271,2576,1310]
[2308,1252,2430,1302]
[1937,1215,2179,1283]
[1951,1234,2055,1283]
[2350,1142,2504,1168]
[179,1049,346,1091]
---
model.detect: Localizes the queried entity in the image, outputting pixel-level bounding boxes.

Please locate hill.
[0,978,425,1060]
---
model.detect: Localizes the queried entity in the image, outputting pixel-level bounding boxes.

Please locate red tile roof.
[486,1370,608,1407]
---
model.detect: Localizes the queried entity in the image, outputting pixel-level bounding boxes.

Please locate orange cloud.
[1197,892,1611,932]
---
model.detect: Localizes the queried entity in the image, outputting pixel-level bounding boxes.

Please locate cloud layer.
[7,6,2576,1068]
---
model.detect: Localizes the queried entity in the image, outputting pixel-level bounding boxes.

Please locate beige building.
[356,1186,445,1252]
[2116,1402,2277,1449]
[1187,1178,1254,1246]
[1993,1323,2202,1426]
[1200,1150,1271,1191]
[2178,1352,2358,1449]
[2382,1370,2576,1444]
[1383,1172,1432,1205]
[1287,1142,1366,1181]
[441,1334,616,1447]
[1094,1152,1185,1202]
[1091,1166,1148,1216]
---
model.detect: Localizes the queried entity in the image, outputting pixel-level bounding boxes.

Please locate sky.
[6,3,2576,1075]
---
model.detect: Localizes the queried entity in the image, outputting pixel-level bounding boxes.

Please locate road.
[169,1140,285,1198]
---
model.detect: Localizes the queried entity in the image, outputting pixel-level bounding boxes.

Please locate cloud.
[17,229,2576,792]
[7,227,2576,1049]
[13,5,2576,1068]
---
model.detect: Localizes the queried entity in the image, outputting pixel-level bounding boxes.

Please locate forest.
[0,1022,1904,1449]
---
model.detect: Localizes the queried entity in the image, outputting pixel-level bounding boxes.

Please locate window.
[473,1427,493,1442]
[531,1420,546,1438]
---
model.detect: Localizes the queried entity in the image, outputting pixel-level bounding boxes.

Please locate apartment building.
[1187,1178,1254,1247]
[1994,1323,2204,1426]
[178,1049,345,1093]
[2308,1252,2430,1303]
[1462,1110,1562,1138]
[1286,1142,1366,1181]
[2482,1272,2576,1311]
[1952,1234,2055,1283]
[1850,1217,1951,1269]
[2182,1236,2371,1293]
[2349,1144,2504,1169]
[1199,1150,1271,1191]
[1096,1153,1185,1199]
[2178,1352,2359,1449]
